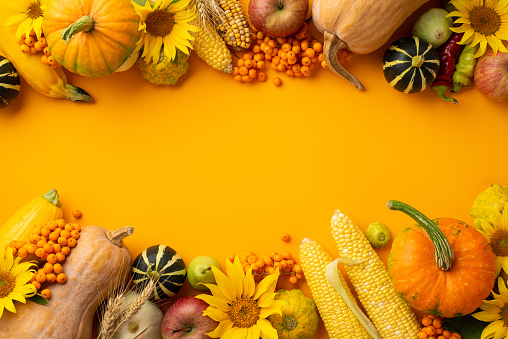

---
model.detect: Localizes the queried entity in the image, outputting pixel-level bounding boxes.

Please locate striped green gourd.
[0,56,20,108]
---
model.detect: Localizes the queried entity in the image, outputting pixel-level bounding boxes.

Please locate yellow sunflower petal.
[3,297,16,314]
[32,15,43,39]
[4,12,28,27]
[253,269,279,300]
[259,300,286,318]
[454,0,474,11]
[203,281,229,304]
[449,24,468,34]
[212,262,236,302]
[0,299,4,319]
[223,326,248,339]
[496,257,504,277]
[480,320,506,339]
[206,318,234,338]
[247,324,260,339]
[480,219,496,237]
[478,300,502,314]
[1,248,14,272]
[473,310,502,322]
[257,317,278,339]
[169,0,192,12]
[8,291,26,304]
[494,324,508,339]
[243,266,255,298]
[455,17,471,24]
[16,18,33,41]
[502,203,508,229]
[257,291,276,308]
[15,283,36,297]
[195,294,231,313]
[224,256,244,299]
[203,306,229,322]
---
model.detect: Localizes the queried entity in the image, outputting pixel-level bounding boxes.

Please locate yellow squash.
[0,6,92,102]
[0,189,63,250]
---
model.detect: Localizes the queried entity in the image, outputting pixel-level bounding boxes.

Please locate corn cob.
[299,238,372,339]
[216,0,251,49]
[191,0,233,74]
[330,210,421,338]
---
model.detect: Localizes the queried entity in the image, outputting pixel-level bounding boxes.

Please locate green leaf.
[27,293,49,305]
[443,313,488,339]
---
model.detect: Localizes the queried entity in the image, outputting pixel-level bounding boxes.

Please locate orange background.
[1,0,507,337]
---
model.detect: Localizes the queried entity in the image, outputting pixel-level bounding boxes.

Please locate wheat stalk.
[98,277,157,339]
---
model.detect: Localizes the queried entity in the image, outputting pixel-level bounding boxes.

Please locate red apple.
[248,0,308,37]
[474,50,508,102]
[161,296,218,338]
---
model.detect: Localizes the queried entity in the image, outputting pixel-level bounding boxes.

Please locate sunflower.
[132,0,199,64]
[476,203,508,277]
[447,0,508,58]
[195,256,286,339]
[472,277,508,338]
[4,0,46,41]
[0,247,37,319]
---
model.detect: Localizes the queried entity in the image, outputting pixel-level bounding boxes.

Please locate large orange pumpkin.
[387,200,496,318]
[42,0,140,77]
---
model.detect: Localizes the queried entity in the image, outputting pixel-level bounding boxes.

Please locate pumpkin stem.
[62,15,95,43]
[42,188,62,207]
[387,200,454,271]
[107,226,134,247]
[323,31,364,90]
[411,55,425,68]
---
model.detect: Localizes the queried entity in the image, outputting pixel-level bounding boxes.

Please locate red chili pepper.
[432,32,464,104]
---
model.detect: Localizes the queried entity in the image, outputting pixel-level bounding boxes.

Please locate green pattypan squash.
[471,184,508,229]
[136,49,189,85]
[267,289,319,339]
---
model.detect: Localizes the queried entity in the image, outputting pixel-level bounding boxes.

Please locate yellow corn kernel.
[217,0,251,49]
[190,15,233,74]
[299,238,372,339]
[331,210,421,338]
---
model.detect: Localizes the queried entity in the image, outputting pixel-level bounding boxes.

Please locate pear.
[412,8,454,48]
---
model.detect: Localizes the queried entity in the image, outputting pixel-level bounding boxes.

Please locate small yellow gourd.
[0,189,63,250]
[311,0,430,89]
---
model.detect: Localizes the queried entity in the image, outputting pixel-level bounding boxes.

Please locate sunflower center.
[490,230,508,256]
[228,296,260,328]
[145,9,175,37]
[469,5,501,36]
[27,2,43,20]
[501,306,508,326]
[0,271,16,298]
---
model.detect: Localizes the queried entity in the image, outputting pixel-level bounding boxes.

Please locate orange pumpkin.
[42,0,140,77]
[387,200,496,318]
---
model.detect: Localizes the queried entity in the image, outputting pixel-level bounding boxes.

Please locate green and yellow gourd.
[382,37,440,94]
[0,56,20,108]
[267,289,319,339]
[132,244,187,301]
[0,189,63,250]
[136,49,189,85]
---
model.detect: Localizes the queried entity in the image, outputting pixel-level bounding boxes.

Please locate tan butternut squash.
[0,225,133,339]
[312,0,430,89]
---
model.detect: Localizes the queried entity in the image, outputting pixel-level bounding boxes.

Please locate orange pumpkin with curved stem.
[42,0,140,77]
[387,200,496,318]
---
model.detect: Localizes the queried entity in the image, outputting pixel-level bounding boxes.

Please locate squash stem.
[412,55,425,68]
[42,188,62,207]
[107,226,134,247]
[62,15,95,43]
[387,200,454,271]
[323,31,364,90]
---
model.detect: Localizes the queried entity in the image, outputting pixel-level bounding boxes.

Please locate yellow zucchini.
[0,189,63,250]
[0,7,92,102]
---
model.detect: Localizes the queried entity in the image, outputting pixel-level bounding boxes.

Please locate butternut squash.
[0,225,134,339]
[0,189,63,250]
[312,0,430,89]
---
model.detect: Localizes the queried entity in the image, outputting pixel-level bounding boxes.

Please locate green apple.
[187,255,222,291]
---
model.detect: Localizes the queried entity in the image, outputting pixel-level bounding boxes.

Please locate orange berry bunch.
[418,314,462,339]
[228,250,304,284]
[6,219,82,299]
[232,22,353,84]
[17,28,61,68]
